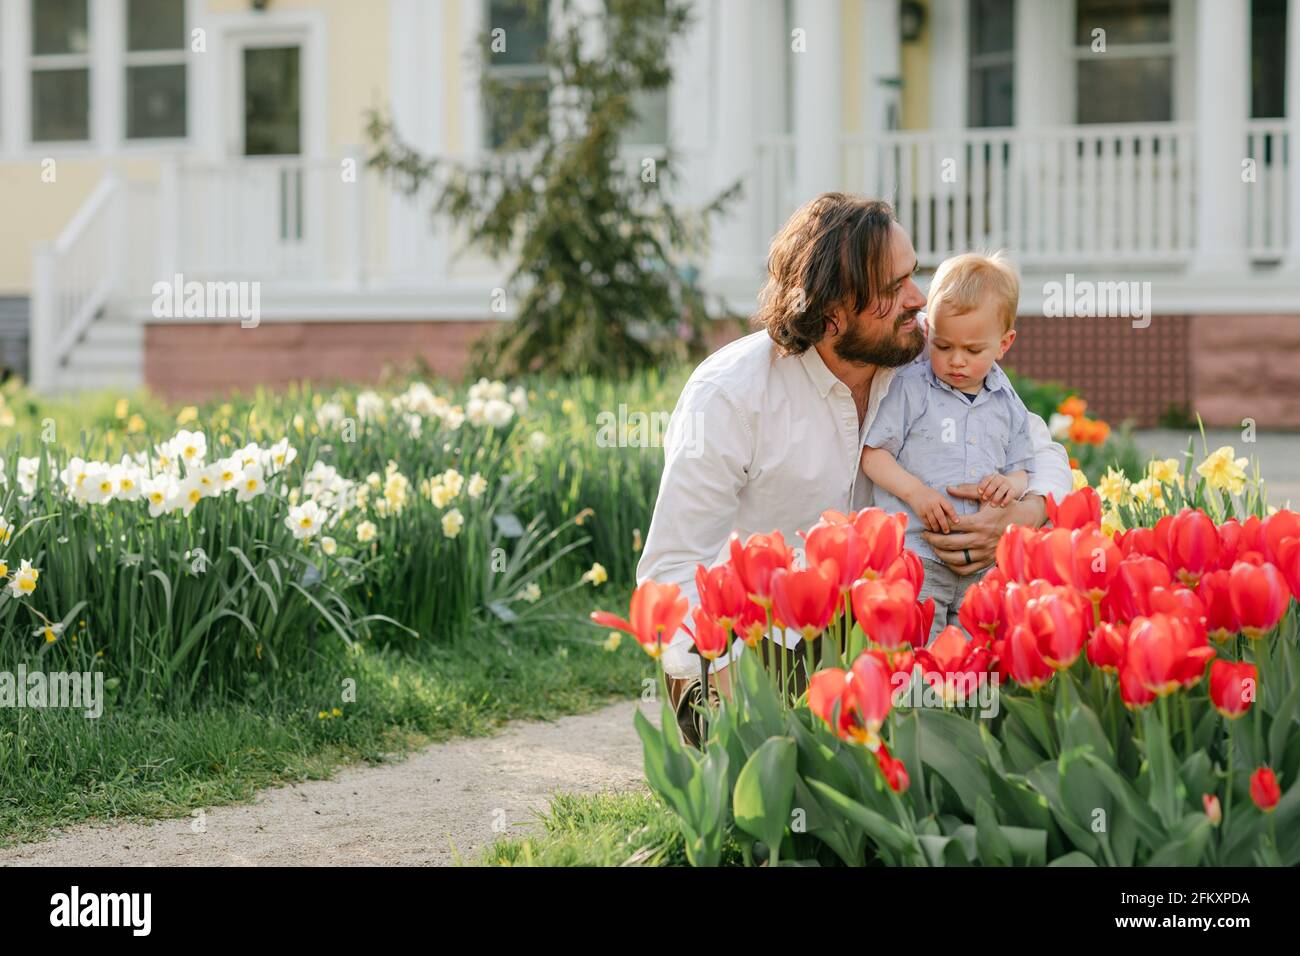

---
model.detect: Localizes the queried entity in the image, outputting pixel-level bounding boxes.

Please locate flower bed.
[594,448,1300,866]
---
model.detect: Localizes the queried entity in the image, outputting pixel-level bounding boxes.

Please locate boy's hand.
[906,486,959,533]
[977,472,1028,507]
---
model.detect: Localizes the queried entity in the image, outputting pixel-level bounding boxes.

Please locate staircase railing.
[30,171,123,392]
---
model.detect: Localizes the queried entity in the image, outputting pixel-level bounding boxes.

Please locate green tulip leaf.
[733,736,797,864]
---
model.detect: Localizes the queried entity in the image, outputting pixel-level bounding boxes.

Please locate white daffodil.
[0,516,11,544]
[316,401,346,429]
[17,457,40,497]
[441,468,464,497]
[214,457,241,493]
[174,476,206,516]
[528,431,549,453]
[173,429,208,467]
[286,500,326,540]
[143,475,177,517]
[508,386,528,414]
[1048,412,1074,440]
[356,391,385,423]
[321,536,337,556]
[356,520,378,543]
[467,473,488,499]
[8,559,39,598]
[236,463,266,502]
[81,466,116,505]
[264,438,297,475]
[60,457,89,494]
[484,399,515,428]
[441,508,464,538]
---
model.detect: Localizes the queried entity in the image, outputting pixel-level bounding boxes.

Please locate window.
[620,3,669,147]
[125,0,187,139]
[243,46,301,156]
[31,0,91,142]
[1073,0,1173,124]
[968,0,1014,127]
[484,0,550,149]
[1251,0,1287,118]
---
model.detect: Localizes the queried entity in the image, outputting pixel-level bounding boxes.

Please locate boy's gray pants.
[917,557,989,645]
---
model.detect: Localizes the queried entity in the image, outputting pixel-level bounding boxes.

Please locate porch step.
[52,314,144,393]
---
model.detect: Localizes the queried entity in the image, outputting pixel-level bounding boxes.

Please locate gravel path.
[0,699,654,867]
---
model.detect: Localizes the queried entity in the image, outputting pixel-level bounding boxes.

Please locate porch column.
[1015,0,1071,128]
[1288,0,1300,269]
[862,0,900,135]
[1191,0,1249,272]
[792,0,841,200]
[707,0,759,279]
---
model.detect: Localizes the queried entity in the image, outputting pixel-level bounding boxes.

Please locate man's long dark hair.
[754,193,897,356]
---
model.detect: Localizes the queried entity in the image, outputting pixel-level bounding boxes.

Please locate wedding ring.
[963,548,973,565]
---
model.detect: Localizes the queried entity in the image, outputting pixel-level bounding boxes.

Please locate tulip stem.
[1181,694,1194,758]
[1224,720,1235,830]
[699,655,711,743]
[1038,691,1058,760]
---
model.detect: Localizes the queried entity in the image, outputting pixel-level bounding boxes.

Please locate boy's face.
[928,300,1016,391]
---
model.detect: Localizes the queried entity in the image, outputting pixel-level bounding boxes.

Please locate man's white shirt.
[636,328,1073,680]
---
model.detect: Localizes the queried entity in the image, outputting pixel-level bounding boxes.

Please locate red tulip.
[1197,569,1240,641]
[1148,586,1208,646]
[808,651,894,748]
[590,580,689,659]
[1119,657,1157,709]
[683,607,730,661]
[851,577,934,650]
[1154,509,1220,587]
[915,625,994,704]
[1024,585,1089,669]
[1069,526,1123,603]
[1261,509,1300,565]
[958,570,1005,644]
[1277,537,1300,603]
[1030,527,1078,588]
[882,549,926,595]
[733,598,768,647]
[1113,555,1173,620]
[1203,793,1222,824]
[1000,623,1056,690]
[873,740,910,793]
[695,562,748,629]
[770,559,841,641]
[1087,621,1128,674]
[1250,767,1282,812]
[1209,660,1257,719]
[729,531,794,607]
[995,523,1037,583]
[803,521,868,593]
[1124,613,1215,696]
[1116,525,1158,559]
[1227,560,1290,639]
[1045,487,1102,530]
[850,509,908,579]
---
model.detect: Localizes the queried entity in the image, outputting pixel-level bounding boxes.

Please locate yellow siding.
[0,0,390,295]
[900,0,931,129]
[841,0,863,134]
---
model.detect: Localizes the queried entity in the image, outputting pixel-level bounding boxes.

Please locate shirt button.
[969,468,978,477]
[969,436,978,445]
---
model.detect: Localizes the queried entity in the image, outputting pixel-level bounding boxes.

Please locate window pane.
[487,0,549,66]
[624,87,669,145]
[1075,0,1171,46]
[128,0,185,51]
[486,79,549,149]
[969,64,1014,127]
[1076,56,1172,123]
[33,0,89,55]
[243,46,301,155]
[1251,0,1287,118]
[127,64,186,138]
[32,68,90,140]
[971,0,1015,56]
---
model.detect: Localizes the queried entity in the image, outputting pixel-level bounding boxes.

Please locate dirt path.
[0,699,655,867]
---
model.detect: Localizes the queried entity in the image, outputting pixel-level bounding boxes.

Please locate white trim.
[213,13,327,161]
[929,0,967,129]
[460,0,485,155]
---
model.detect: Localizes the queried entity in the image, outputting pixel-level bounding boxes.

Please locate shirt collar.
[798,346,843,399]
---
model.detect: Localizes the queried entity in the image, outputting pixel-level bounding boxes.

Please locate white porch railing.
[840,123,1199,267]
[30,172,124,391]
[1246,119,1291,260]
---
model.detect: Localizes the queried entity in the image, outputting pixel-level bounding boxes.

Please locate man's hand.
[921,486,1048,576]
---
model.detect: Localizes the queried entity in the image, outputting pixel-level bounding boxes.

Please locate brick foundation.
[144,315,1300,427]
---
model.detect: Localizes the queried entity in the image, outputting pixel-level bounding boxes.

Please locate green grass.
[478,791,746,867]
[0,623,650,847]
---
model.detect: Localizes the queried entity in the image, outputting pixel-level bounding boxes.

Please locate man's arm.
[636,380,750,680]
[922,412,1071,574]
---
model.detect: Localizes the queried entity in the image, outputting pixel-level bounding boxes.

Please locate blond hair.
[927,251,1020,332]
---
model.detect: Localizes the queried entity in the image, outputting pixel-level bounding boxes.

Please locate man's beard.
[833,309,926,367]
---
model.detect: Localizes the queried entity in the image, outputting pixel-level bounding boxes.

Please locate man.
[637,193,1072,745]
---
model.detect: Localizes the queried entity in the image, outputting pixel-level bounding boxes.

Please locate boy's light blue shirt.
[863,356,1035,562]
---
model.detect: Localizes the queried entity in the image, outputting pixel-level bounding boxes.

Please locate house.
[2,0,1298,426]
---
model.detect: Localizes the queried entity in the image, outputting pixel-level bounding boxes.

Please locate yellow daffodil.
[581,562,608,586]
[1070,468,1089,491]
[176,405,198,426]
[1196,446,1248,495]
[602,632,621,652]
[1097,467,1131,507]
